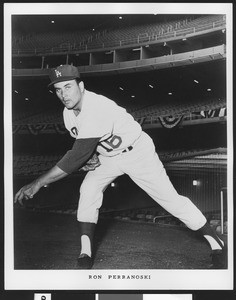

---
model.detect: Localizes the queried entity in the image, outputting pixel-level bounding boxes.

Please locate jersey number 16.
[99,134,122,152]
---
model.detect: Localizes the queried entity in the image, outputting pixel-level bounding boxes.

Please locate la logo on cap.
[55,69,62,77]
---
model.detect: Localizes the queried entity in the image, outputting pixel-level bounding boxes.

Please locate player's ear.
[78,81,85,93]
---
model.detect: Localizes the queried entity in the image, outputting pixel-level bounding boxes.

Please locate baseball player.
[14,65,227,269]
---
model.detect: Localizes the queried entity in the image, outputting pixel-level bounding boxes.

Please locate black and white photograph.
[4,2,233,291]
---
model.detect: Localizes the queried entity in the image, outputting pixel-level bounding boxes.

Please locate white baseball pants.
[77,131,207,231]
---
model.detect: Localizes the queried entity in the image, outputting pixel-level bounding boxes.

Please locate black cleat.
[77,253,93,269]
[210,246,227,269]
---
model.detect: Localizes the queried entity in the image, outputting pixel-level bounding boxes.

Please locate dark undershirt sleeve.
[56,137,101,174]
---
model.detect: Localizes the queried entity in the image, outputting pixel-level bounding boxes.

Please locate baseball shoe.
[210,245,227,269]
[77,253,93,269]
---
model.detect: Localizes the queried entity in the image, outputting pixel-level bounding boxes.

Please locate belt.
[122,146,133,153]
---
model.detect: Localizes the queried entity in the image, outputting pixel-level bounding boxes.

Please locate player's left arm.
[14,137,101,205]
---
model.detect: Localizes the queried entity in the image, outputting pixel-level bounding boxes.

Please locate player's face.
[54,79,84,110]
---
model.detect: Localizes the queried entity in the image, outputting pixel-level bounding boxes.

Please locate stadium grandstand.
[11,13,229,270]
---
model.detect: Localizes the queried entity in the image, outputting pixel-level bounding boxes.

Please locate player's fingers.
[14,189,30,205]
[18,197,23,206]
[14,189,23,204]
[14,184,35,205]
[20,196,30,205]
[17,191,25,205]
[14,194,18,203]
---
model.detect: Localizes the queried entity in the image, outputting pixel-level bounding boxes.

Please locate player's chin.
[64,103,74,109]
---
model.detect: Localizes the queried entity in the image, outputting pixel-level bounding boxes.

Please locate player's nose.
[61,89,68,99]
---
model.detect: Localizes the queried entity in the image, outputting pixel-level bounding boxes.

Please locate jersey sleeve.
[56,137,100,174]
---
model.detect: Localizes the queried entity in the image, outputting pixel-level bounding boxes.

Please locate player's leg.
[196,222,227,268]
[122,132,206,229]
[129,156,226,268]
[128,151,207,230]
[124,132,226,268]
[76,155,123,269]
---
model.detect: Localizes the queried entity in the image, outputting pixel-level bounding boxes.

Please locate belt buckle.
[122,146,133,153]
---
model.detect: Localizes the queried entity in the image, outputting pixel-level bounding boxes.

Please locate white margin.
[4,2,234,291]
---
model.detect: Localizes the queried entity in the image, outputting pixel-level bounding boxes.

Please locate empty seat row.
[13,15,225,53]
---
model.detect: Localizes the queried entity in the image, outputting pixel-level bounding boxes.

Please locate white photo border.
[4,2,234,290]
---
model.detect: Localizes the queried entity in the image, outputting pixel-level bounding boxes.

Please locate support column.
[41,56,45,69]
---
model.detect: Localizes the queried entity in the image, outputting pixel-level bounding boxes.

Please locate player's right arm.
[14,137,100,205]
[14,165,68,205]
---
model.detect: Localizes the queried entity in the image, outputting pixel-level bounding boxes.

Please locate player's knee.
[80,179,98,196]
[77,207,99,223]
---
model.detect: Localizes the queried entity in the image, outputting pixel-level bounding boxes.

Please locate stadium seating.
[13,15,225,54]
[13,109,63,125]
[12,97,226,127]
[13,147,227,177]
[13,154,61,176]
[131,97,226,119]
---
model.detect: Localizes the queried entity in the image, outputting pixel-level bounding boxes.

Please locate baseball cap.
[48,64,80,87]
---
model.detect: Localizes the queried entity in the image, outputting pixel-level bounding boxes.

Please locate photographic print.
[4,2,233,290]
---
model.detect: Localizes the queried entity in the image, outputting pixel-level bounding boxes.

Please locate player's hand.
[14,180,41,206]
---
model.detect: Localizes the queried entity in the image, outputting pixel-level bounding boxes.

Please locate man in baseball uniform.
[14,65,227,269]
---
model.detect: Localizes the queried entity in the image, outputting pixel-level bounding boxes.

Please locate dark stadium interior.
[12,58,226,153]
[12,14,196,34]
[11,13,228,271]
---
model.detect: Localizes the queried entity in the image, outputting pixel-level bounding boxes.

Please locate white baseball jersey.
[63,89,142,156]
[61,89,206,231]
